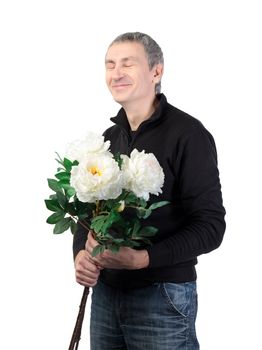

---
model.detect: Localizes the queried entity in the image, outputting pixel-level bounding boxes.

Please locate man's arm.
[146,128,226,268]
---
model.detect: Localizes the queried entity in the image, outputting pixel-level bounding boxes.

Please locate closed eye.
[106,63,115,69]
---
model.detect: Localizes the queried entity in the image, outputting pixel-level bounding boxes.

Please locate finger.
[76,276,99,287]
[76,268,99,281]
[75,267,100,284]
[87,231,99,248]
[76,255,91,270]
[85,243,93,255]
[85,238,96,253]
[90,254,105,266]
[77,258,100,272]
[88,254,104,269]
[75,264,100,286]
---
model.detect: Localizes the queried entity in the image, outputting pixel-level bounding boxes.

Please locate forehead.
[105,41,147,62]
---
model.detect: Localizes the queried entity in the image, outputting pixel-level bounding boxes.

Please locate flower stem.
[95,200,100,216]
[69,214,90,231]
[68,286,90,350]
[78,220,90,231]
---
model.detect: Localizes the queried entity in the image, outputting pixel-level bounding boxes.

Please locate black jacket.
[73,94,226,288]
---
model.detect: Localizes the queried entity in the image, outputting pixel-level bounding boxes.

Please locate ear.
[152,64,164,83]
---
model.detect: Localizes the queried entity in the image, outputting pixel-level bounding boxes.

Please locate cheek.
[138,75,153,90]
[137,69,153,84]
[105,73,111,87]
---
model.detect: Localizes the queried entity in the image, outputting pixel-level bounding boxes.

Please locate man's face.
[105,41,160,106]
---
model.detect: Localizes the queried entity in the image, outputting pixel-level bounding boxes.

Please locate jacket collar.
[110,93,168,132]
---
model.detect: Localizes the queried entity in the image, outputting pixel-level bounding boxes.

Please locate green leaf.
[139,226,158,237]
[103,199,117,211]
[47,179,62,193]
[45,199,62,212]
[91,210,121,234]
[111,238,125,244]
[92,245,105,257]
[137,198,147,208]
[49,194,57,200]
[114,190,128,202]
[55,152,64,167]
[53,217,72,234]
[149,201,170,211]
[59,182,71,190]
[46,211,65,224]
[55,171,70,181]
[136,208,151,219]
[131,219,141,235]
[63,158,73,172]
[70,221,78,234]
[91,215,108,233]
[129,240,141,247]
[63,157,78,172]
[101,211,121,233]
[57,191,67,208]
[113,152,123,169]
[66,186,76,198]
[108,244,120,254]
[125,192,138,205]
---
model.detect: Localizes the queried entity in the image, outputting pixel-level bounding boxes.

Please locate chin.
[111,94,128,105]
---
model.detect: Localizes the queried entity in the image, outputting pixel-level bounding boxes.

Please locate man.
[73,32,226,349]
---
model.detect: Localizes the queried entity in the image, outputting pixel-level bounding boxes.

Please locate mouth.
[111,83,132,89]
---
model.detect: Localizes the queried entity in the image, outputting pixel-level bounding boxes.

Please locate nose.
[111,65,125,81]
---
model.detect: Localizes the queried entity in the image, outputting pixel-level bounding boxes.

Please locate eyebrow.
[105,56,138,64]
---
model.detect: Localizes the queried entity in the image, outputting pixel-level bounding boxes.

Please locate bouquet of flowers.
[45,131,168,256]
[44,131,168,349]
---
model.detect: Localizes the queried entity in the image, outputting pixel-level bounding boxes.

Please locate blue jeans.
[90,280,199,349]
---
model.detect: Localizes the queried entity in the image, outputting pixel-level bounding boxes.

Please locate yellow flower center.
[88,166,102,176]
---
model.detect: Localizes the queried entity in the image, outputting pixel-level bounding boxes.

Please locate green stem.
[69,214,90,231]
[125,205,145,211]
[78,220,90,231]
[95,200,100,216]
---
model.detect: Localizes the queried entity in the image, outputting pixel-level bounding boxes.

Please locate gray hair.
[109,32,164,94]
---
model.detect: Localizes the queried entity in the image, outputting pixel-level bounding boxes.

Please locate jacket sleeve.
[146,128,226,268]
[72,222,88,260]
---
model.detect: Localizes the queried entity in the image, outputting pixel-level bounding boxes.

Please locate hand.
[86,231,150,270]
[74,249,101,287]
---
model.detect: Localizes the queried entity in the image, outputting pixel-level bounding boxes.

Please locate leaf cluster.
[90,190,169,256]
[45,154,169,257]
[44,154,94,234]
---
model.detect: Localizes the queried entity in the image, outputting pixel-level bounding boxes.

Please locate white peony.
[65,131,110,162]
[70,152,124,203]
[121,149,165,201]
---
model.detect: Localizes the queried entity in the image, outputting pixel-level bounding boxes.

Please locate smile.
[112,84,132,89]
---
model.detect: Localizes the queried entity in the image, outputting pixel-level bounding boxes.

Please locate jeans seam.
[161,283,187,318]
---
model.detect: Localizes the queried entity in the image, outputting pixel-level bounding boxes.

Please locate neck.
[122,95,158,131]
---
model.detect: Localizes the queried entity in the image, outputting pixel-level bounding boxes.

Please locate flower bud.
[117,200,125,212]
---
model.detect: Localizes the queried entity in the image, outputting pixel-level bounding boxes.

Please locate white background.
[1,0,261,349]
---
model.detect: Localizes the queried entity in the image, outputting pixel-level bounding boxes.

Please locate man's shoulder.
[164,101,206,136]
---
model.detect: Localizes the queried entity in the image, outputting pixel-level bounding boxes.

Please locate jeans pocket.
[160,282,194,318]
